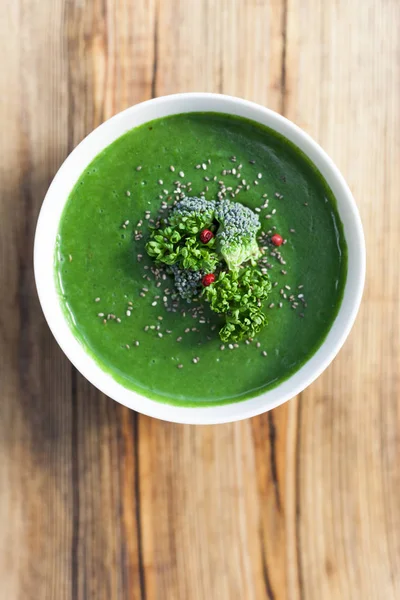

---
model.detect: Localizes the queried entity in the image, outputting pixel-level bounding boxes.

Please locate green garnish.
[202,267,271,342]
[145,196,271,342]
[146,198,219,270]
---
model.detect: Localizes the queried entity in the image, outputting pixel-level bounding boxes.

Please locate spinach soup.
[56,113,347,406]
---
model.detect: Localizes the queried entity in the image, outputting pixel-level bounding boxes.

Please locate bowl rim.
[34,92,366,424]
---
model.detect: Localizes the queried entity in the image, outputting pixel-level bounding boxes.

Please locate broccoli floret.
[215,199,261,271]
[169,196,216,234]
[170,265,203,300]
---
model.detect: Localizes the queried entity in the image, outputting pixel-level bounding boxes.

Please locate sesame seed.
[298,284,304,289]
[126,190,131,197]
[179,171,184,177]
[126,344,130,349]
[257,173,262,179]
[176,336,182,342]
[232,168,236,175]
[298,294,304,299]
[269,303,275,308]
[262,351,267,357]
[279,302,283,308]
[151,301,157,306]
[256,342,261,348]
[185,328,190,333]
[69,254,73,262]
[158,179,163,185]
[136,165,142,171]
[157,333,163,338]
[290,228,296,233]
[95,297,101,302]
[228,344,234,350]
[126,310,131,317]
[98,313,104,317]
[135,341,140,346]
[170,165,175,172]
[202,163,207,170]
[220,345,225,350]
[192,358,198,364]
[116,318,121,323]
[177,364,183,369]
[285,285,291,290]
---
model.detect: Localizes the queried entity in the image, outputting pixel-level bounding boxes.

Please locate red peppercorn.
[200,229,214,244]
[271,234,283,247]
[202,273,216,287]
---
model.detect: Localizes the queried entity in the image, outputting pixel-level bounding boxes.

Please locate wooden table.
[1,1,399,598]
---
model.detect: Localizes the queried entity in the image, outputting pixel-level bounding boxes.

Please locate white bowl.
[34,93,365,424]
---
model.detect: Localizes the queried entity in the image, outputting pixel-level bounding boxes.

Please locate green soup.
[56,113,347,406]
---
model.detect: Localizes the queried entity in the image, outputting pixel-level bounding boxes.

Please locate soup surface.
[56,112,347,406]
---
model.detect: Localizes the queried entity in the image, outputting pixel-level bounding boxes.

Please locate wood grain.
[0,1,399,599]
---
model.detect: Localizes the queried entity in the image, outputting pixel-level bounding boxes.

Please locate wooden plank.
[0,1,155,599]
[0,2,73,599]
[0,0,399,599]
[65,1,156,598]
[145,2,293,598]
[285,0,400,598]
